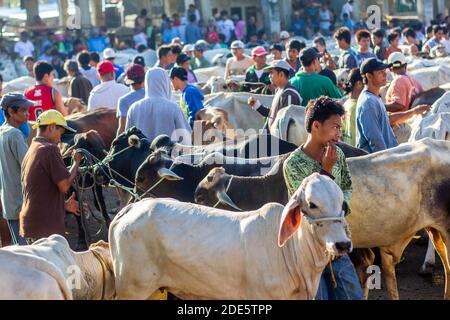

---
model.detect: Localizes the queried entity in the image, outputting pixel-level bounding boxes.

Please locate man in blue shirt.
[356,58,398,153]
[0,75,30,138]
[117,64,146,136]
[169,67,204,128]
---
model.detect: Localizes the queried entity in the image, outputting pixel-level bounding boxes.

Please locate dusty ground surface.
[65,187,445,300]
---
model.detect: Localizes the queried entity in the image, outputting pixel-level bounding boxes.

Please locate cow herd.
[1,49,450,299]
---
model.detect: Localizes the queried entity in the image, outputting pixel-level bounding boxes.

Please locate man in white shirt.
[14,32,35,59]
[224,40,254,79]
[215,11,235,43]
[340,0,354,21]
[87,61,129,112]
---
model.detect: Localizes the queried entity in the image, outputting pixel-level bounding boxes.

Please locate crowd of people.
[0,2,450,300]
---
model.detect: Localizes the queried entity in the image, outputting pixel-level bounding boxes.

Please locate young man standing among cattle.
[169,66,205,128]
[24,61,68,121]
[20,110,82,244]
[357,58,430,153]
[283,96,364,300]
[385,52,425,112]
[248,60,302,132]
[0,94,33,245]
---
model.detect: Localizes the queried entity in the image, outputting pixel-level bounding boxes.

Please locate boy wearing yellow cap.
[20,110,82,244]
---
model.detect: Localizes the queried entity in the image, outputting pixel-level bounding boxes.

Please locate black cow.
[94,127,151,189]
[134,149,286,203]
[60,130,110,250]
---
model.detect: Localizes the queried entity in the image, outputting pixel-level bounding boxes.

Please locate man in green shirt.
[290,48,343,106]
[283,96,363,300]
[191,42,211,70]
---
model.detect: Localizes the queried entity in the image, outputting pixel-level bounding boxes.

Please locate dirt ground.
[65,187,445,300]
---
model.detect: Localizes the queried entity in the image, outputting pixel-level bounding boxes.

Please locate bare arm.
[116,117,127,137]
[56,153,82,193]
[385,101,408,113]
[388,104,431,127]
[53,89,68,116]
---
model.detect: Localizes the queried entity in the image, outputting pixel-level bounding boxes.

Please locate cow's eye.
[309,202,318,209]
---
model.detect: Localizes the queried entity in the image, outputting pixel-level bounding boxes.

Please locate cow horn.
[157,167,184,181]
[216,191,241,211]
[128,135,141,149]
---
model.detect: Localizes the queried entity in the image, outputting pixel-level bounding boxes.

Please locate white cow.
[0,250,72,300]
[109,173,351,300]
[410,65,450,91]
[3,76,69,98]
[2,235,115,300]
[194,66,226,83]
[204,92,274,131]
[345,139,450,299]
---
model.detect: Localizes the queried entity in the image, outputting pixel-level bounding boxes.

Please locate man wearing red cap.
[87,60,129,112]
[240,46,272,93]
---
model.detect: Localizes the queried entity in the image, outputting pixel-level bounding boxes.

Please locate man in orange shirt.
[385,52,424,112]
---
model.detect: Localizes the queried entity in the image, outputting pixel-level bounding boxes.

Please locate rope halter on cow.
[137,161,178,200]
[301,209,347,289]
[90,249,108,300]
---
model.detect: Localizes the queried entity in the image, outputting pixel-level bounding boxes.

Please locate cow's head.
[150,134,176,154]
[94,127,149,186]
[278,173,352,257]
[194,167,241,211]
[135,149,183,196]
[61,130,107,161]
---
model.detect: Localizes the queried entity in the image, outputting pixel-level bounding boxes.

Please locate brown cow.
[27,108,118,149]
[64,97,87,114]
[193,108,238,145]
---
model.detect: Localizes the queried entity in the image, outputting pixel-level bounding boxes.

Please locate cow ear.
[278,200,302,247]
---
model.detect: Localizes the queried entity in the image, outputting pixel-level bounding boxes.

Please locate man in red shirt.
[384,31,402,60]
[24,61,67,121]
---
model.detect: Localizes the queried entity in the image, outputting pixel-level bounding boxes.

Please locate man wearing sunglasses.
[19,110,82,244]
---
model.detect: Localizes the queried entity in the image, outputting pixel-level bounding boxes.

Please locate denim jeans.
[315,254,364,300]
[6,220,28,246]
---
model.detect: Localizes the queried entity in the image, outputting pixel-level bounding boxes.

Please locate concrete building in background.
[13,0,450,33]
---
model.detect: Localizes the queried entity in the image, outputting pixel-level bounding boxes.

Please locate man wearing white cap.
[224,40,253,79]
[103,48,125,80]
[385,52,425,112]
[248,60,302,131]
[280,31,291,47]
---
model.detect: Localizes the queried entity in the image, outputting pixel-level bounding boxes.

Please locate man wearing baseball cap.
[176,53,198,83]
[356,58,395,153]
[191,41,211,70]
[170,67,204,127]
[0,94,33,245]
[20,110,82,244]
[87,60,129,112]
[290,48,342,106]
[241,46,272,93]
[385,52,425,112]
[357,58,430,153]
[248,60,302,131]
[103,48,125,80]
[225,40,253,79]
[116,64,146,136]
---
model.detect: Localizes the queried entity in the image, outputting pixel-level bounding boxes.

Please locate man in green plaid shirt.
[283,96,363,300]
